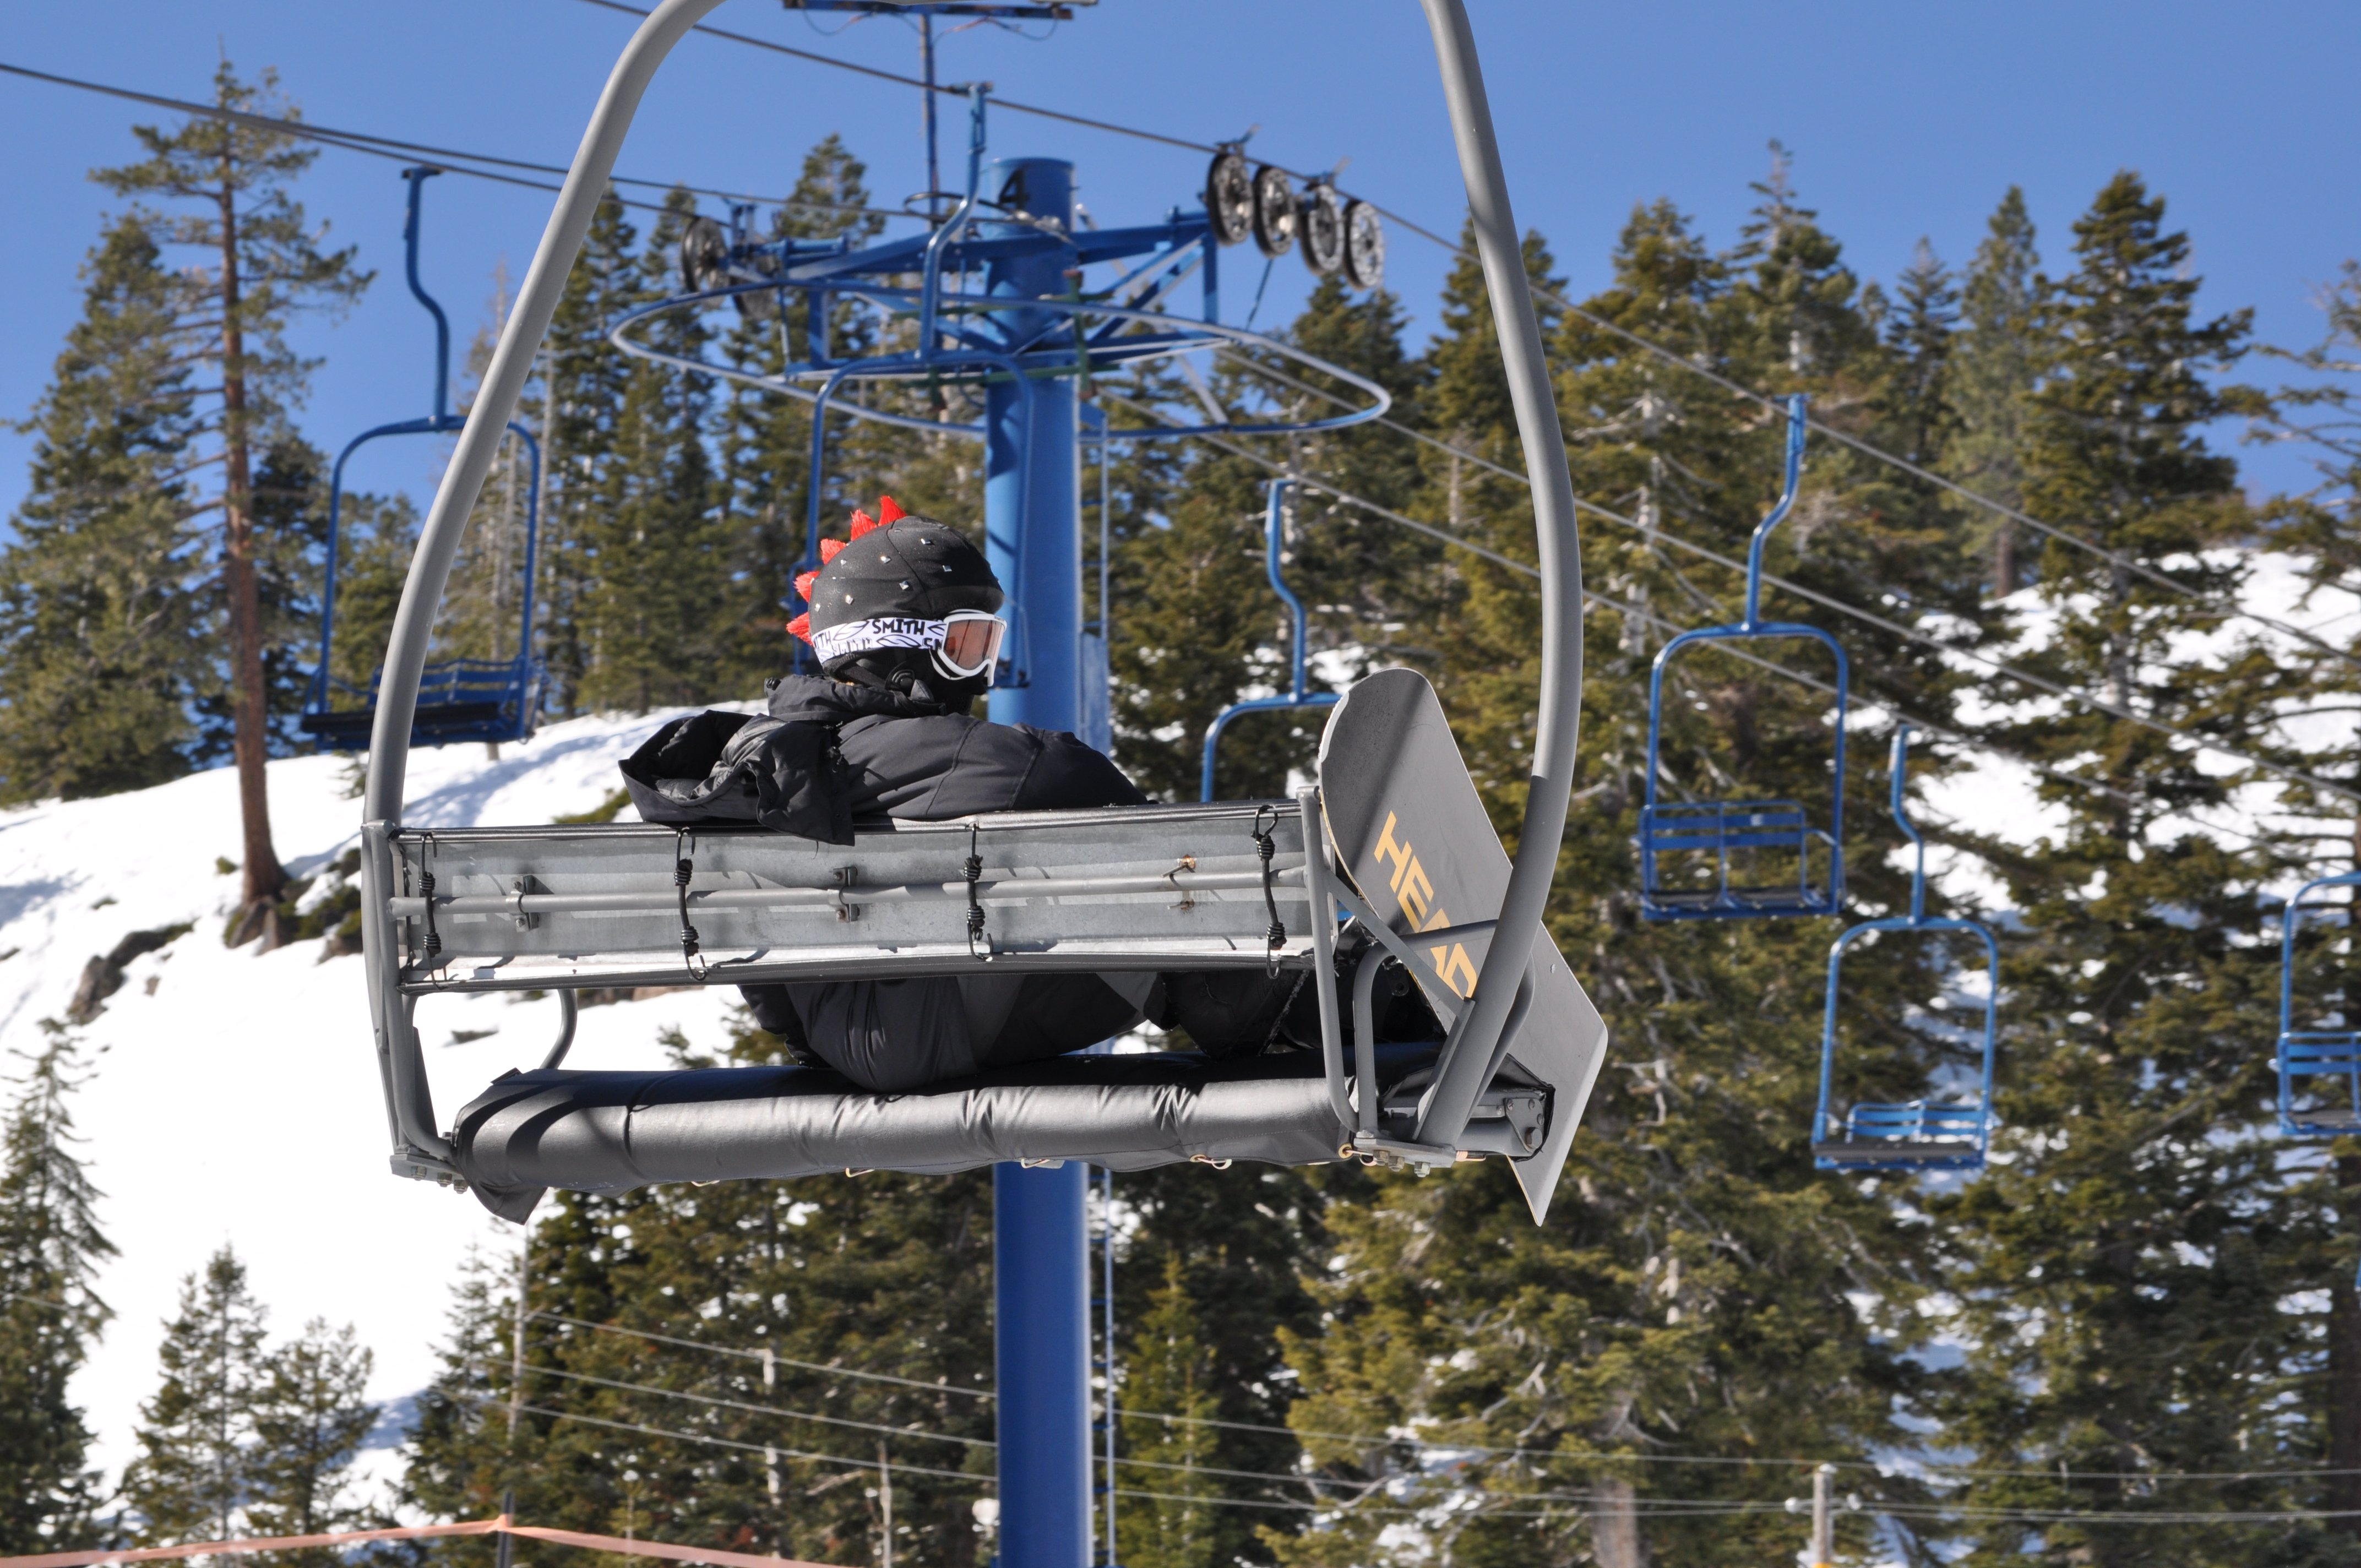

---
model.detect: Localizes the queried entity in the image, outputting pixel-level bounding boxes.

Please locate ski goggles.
[808,611,1009,680]
[932,609,1008,680]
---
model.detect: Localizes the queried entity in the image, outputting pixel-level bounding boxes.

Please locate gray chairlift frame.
[357,0,1588,1212]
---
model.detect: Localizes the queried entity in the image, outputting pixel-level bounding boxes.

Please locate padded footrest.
[1811,1139,1982,1169]
[451,1045,1441,1221]
[2286,1109,2361,1131]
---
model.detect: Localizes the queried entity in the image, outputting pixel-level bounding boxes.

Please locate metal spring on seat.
[417,870,441,959]
[416,831,443,961]
[1251,804,1285,976]
[964,823,988,961]
[674,830,706,981]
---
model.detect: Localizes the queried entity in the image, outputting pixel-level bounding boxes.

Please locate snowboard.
[1316,667,1609,1223]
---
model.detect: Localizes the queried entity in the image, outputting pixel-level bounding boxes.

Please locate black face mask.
[832,649,990,714]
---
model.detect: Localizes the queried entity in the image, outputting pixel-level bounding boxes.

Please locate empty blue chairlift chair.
[1811,726,1999,1172]
[1639,395,1848,919]
[1201,478,1339,801]
[2276,870,2361,1136]
[300,168,547,750]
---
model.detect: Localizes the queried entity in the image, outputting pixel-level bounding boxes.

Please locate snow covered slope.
[0,710,745,1481]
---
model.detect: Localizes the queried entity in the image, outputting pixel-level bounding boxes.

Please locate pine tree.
[2255,258,2361,1553]
[1925,173,2316,1566]
[1183,276,1435,800]
[1107,1164,1332,1566]
[1943,188,2044,596]
[246,1320,382,1563]
[435,270,540,687]
[123,1247,275,1545]
[575,189,725,712]
[536,193,641,716]
[1880,240,1959,469]
[1116,1256,1223,1568]
[324,491,422,707]
[1727,141,1878,380]
[0,213,210,804]
[0,1031,115,1552]
[91,61,369,938]
[407,1020,998,1568]
[1267,186,1957,1567]
[124,1249,382,1556]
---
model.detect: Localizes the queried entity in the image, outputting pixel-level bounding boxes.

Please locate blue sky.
[1,0,2354,525]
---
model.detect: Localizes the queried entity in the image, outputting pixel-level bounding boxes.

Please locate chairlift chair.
[1638,395,1849,919]
[300,168,547,750]
[2275,870,2361,1137]
[1200,478,1340,801]
[1810,726,1999,1172]
[354,0,1607,1228]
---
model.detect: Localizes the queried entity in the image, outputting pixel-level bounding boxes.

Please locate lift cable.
[485,1355,994,1447]
[572,0,1224,157]
[497,1352,2361,1510]
[460,1392,986,1484]
[24,27,2327,676]
[529,1309,995,1399]
[1097,388,2316,828]
[1122,397,2264,840]
[1154,363,2351,805]
[598,0,2359,673]
[498,1355,1468,1496]
[1217,343,2245,823]
[530,1309,2361,1485]
[463,1395,2361,1526]
[0,58,915,225]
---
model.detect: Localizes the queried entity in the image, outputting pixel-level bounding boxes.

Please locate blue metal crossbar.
[2276,870,2361,1136]
[1200,478,1340,801]
[1843,1101,1984,1141]
[1813,726,2000,1173]
[302,168,545,750]
[1639,396,1848,919]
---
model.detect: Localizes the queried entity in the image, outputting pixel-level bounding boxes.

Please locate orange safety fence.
[0,1517,845,1568]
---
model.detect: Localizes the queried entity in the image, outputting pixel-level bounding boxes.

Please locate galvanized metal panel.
[389,799,1313,993]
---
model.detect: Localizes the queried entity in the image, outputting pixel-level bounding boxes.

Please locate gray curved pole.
[362,0,727,823]
[1411,0,1586,1145]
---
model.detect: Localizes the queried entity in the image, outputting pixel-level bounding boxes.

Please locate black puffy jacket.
[618,674,1143,843]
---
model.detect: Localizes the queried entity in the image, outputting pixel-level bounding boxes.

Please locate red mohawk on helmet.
[788,496,997,652]
[788,497,916,643]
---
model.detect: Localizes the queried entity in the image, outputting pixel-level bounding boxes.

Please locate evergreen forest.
[9,61,2361,1568]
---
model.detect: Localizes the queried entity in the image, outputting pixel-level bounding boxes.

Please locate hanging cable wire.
[594,0,2361,674]
[529,1310,995,1399]
[463,1394,2361,1525]
[1095,388,2340,816]
[482,1355,994,1447]
[0,59,917,225]
[570,0,1220,156]
[456,1392,987,1484]
[22,26,2335,678]
[509,1310,2361,1486]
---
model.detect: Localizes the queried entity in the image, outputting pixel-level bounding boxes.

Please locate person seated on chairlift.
[619,496,1419,1092]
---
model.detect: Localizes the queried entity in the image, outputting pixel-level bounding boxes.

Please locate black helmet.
[790,497,1004,679]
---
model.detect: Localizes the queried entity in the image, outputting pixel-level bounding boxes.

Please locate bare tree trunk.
[1591,1477,1647,1568]
[217,161,285,942]
[1992,520,2016,599]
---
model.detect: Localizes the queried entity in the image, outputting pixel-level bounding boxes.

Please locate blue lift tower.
[605,26,1392,1558]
